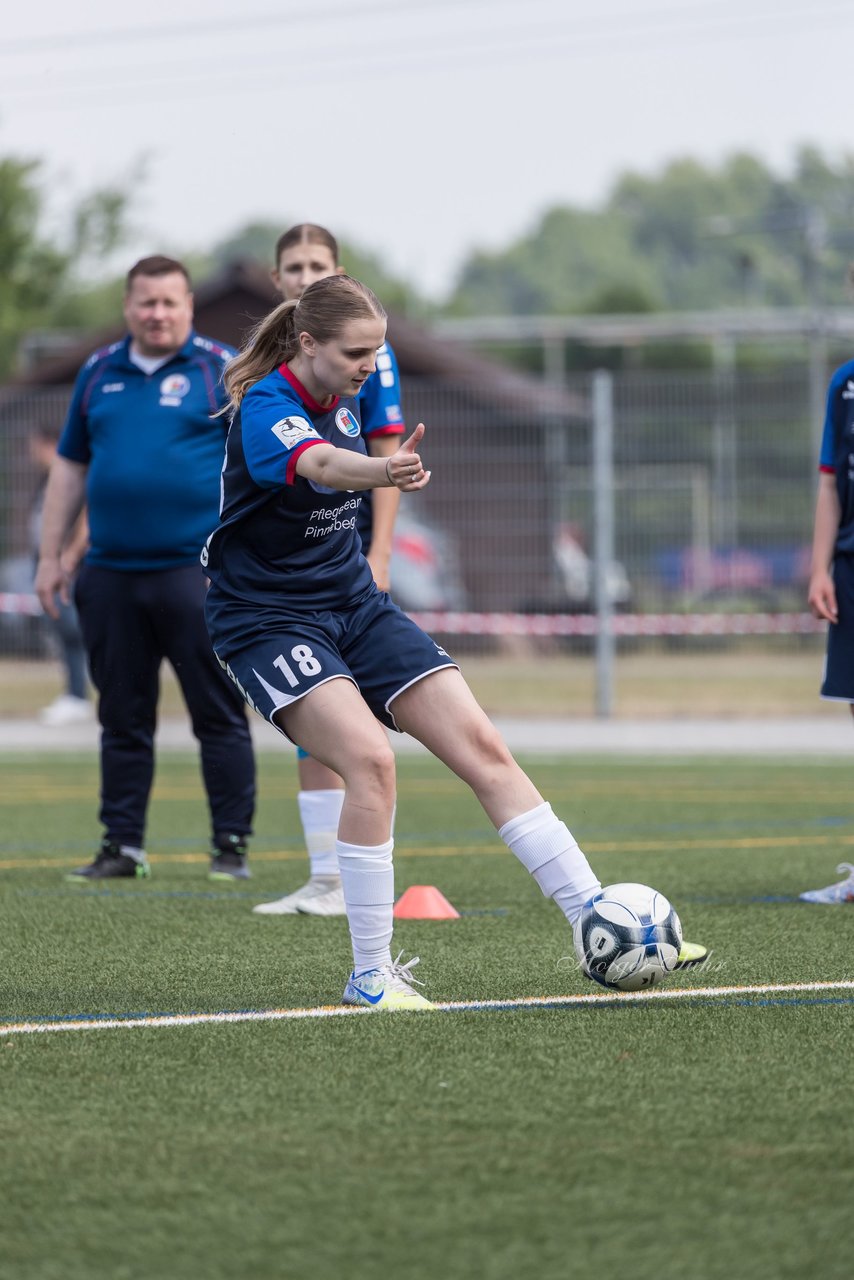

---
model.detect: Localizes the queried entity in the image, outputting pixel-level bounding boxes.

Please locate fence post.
[808,321,828,470]
[592,370,615,719]
[712,333,738,548]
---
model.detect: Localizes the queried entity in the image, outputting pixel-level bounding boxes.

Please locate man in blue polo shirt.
[35,255,255,881]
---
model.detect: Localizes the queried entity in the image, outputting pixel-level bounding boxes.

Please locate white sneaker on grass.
[252,875,342,915]
[799,863,854,904]
[40,695,92,727]
[342,953,434,1012]
[297,880,346,916]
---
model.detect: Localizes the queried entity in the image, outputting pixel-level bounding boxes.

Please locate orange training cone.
[393,885,460,920]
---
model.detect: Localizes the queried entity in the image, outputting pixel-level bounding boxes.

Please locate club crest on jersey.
[160,374,191,399]
[271,416,321,450]
[335,407,360,438]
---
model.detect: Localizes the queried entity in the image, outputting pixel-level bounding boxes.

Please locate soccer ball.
[573,882,682,991]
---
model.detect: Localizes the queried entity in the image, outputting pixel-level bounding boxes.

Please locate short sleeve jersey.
[356,341,405,548]
[819,358,854,555]
[58,332,235,571]
[202,365,374,611]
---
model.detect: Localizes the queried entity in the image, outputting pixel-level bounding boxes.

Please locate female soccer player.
[255,224,406,918]
[204,274,705,1009]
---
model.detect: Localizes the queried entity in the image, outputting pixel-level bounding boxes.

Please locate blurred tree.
[581,282,657,315]
[49,277,127,333]
[0,155,133,376]
[12,144,854,383]
[449,207,658,316]
[206,219,426,316]
[207,220,282,270]
[0,158,68,378]
[447,147,854,316]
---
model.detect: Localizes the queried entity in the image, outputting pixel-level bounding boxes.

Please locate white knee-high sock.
[336,838,395,975]
[499,802,601,926]
[298,790,345,877]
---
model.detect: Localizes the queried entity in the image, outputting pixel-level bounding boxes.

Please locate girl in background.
[254,225,405,918]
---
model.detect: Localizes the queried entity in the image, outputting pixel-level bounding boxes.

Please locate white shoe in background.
[252,875,343,915]
[799,863,854,904]
[297,880,346,916]
[39,695,93,727]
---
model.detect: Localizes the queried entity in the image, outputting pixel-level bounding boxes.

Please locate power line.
[0,0,841,61]
[2,14,606,93]
[2,0,852,110]
[0,0,548,57]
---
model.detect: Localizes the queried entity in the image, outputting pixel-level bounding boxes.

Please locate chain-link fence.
[0,365,823,663]
[0,387,74,657]
[401,365,819,627]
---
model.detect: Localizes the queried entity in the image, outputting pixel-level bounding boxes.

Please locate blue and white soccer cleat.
[799,862,854,904]
[342,952,434,1012]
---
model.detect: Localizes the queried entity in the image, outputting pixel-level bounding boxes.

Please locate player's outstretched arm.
[296,424,431,494]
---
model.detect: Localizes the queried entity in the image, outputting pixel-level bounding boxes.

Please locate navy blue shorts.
[823,556,854,701]
[207,588,457,739]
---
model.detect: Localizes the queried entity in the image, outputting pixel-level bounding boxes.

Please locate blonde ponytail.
[223,275,387,415]
[224,300,299,411]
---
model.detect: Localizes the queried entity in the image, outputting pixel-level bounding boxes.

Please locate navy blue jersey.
[357,341,405,549]
[819,358,854,555]
[58,332,235,571]
[203,364,374,613]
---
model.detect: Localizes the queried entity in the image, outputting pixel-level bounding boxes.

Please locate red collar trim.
[277,363,339,414]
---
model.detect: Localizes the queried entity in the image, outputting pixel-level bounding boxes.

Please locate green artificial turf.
[2,752,853,1280]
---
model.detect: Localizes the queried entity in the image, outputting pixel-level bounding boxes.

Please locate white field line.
[2,980,854,1038]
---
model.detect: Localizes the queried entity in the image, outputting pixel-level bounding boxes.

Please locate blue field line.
[3,980,854,1037]
[11,888,509,912]
[14,887,259,901]
[584,814,854,838]
[3,814,853,858]
[458,908,509,917]
[14,885,808,908]
[680,893,802,905]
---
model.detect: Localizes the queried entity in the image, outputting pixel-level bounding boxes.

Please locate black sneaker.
[66,839,150,882]
[210,834,250,881]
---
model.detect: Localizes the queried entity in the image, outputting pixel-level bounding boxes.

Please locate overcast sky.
[2,0,853,299]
